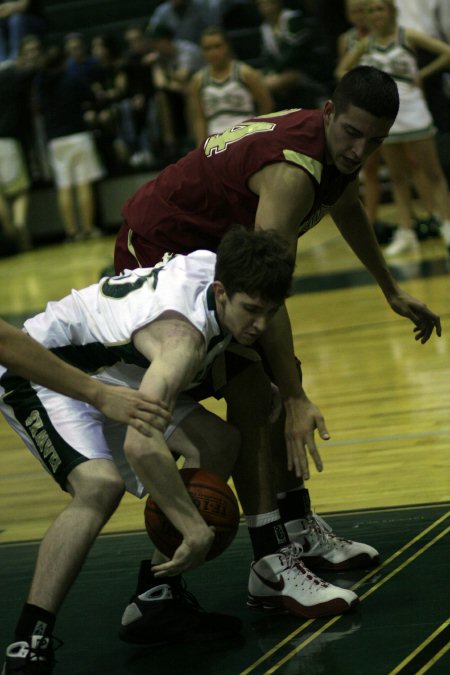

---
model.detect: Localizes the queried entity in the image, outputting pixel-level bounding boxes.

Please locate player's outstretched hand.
[284,396,328,480]
[152,527,215,577]
[95,384,172,435]
[388,289,441,344]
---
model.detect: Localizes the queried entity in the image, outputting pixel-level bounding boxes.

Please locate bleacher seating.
[45,0,160,45]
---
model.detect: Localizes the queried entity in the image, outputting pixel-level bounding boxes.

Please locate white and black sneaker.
[286,513,380,571]
[2,635,59,675]
[119,576,242,645]
[247,543,358,619]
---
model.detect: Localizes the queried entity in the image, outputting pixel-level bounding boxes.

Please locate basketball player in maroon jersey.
[114,65,440,589]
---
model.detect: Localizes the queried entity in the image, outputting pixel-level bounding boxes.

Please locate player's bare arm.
[0,319,170,433]
[331,183,441,342]
[249,163,328,478]
[125,315,214,574]
[249,161,316,257]
[258,305,326,480]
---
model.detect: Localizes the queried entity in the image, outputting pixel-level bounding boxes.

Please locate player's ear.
[323,100,335,126]
[212,280,226,301]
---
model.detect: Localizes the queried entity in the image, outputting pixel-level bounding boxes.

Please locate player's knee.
[67,461,125,514]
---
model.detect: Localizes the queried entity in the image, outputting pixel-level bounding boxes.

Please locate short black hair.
[332,66,399,121]
[215,228,294,304]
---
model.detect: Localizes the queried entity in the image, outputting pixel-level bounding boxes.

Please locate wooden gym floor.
[0,203,449,673]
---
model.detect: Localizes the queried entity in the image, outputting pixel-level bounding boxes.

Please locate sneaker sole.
[302,553,380,572]
[247,593,359,619]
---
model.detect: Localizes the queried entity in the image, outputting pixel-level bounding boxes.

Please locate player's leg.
[119,402,243,645]
[0,376,125,674]
[220,352,358,618]
[168,405,240,480]
[27,459,125,614]
[270,408,380,572]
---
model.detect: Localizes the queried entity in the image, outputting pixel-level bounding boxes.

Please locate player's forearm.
[1,325,99,400]
[334,214,399,299]
[258,305,306,401]
[125,431,209,539]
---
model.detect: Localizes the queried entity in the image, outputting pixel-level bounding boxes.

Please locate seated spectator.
[35,45,104,241]
[64,32,97,83]
[0,0,46,62]
[147,23,204,157]
[256,0,331,109]
[148,0,211,44]
[190,26,273,145]
[84,33,128,172]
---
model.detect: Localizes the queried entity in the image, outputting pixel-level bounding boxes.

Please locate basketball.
[144,468,240,560]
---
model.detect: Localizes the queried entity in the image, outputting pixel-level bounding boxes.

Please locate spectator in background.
[120,24,159,168]
[255,0,331,110]
[147,23,204,158]
[396,0,450,133]
[84,33,128,172]
[64,32,97,83]
[0,33,42,251]
[0,0,46,62]
[337,0,450,257]
[190,26,273,145]
[148,0,211,44]
[35,45,104,242]
[338,0,439,246]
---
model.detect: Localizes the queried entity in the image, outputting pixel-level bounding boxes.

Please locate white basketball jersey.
[22,250,231,389]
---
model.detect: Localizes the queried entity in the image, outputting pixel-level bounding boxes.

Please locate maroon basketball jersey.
[118,109,358,269]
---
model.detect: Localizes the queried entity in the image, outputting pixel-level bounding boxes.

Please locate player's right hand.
[152,527,215,577]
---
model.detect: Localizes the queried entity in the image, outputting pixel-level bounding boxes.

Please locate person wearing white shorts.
[48,130,104,240]
[35,46,106,241]
[0,228,296,674]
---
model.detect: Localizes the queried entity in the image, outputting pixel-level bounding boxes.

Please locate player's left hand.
[284,396,328,480]
[96,384,172,435]
[387,289,441,343]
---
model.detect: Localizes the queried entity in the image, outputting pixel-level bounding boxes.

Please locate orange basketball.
[144,468,240,560]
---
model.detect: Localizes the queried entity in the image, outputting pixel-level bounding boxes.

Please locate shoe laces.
[21,635,63,665]
[278,543,330,587]
[171,577,204,613]
[305,513,352,549]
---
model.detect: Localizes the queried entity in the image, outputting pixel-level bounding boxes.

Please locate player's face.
[324,101,392,173]
[214,285,281,345]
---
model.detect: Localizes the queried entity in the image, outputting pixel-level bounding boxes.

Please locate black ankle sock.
[248,520,290,561]
[15,604,56,641]
[136,559,180,594]
[277,488,311,522]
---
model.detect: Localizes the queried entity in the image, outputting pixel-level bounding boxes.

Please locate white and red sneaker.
[286,513,380,571]
[247,543,358,619]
